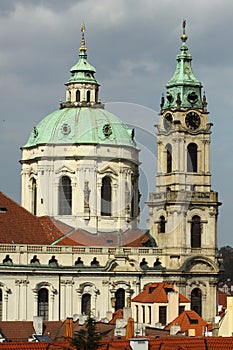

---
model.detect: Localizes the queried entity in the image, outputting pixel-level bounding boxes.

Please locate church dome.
[24,25,136,150]
[24,107,136,148]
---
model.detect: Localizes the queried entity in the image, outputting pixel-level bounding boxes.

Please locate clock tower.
[147,22,221,322]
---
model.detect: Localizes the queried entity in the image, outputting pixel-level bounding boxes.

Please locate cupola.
[161,21,204,111]
[63,23,100,107]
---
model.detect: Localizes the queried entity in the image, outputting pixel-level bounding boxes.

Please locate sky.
[0,0,233,247]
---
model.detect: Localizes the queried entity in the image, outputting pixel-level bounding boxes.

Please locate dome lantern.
[63,24,100,108]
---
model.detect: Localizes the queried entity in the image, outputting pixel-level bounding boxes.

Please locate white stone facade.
[21,143,139,233]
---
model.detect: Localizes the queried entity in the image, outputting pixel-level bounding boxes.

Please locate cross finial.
[181,19,187,42]
[182,20,186,34]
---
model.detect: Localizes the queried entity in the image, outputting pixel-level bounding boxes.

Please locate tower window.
[59,176,72,215]
[191,288,202,316]
[187,143,197,172]
[191,215,201,248]
[166,143,172,173]
[86,90,91,102]
[158,215,166,233]
[38,288,48,320]
[101,176,111,216]
[82,293,91,315]
[76,90,80,102]
[32,178,37,215]
[115,288,125,311]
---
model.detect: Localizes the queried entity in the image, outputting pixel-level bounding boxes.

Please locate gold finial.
[80,22,87,52]
[181,19,188,42]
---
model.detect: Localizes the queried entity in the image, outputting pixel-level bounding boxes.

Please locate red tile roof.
[165,310,207,336]
[0,192,152,247]
[0,192,67,245]
[58,228,152,247]
[218,289,228,308]
[0,320,64,342]
[100,337,233,350]
[0,342,73,349]
[131,282,190,304]
[1,334,233,350]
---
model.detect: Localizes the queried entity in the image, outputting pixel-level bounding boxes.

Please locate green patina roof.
[162,29,203,110]
[66,26,98,85]
[24,107,136,148]
[66,51,98,85]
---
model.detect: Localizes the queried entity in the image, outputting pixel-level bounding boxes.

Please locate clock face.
[163,113,173,131]
[185,112,200,130]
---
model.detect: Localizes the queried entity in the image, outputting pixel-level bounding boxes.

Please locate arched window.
[166,144,172,173]
[187,143,198,172]
[191,215,201,248]
[115,288,125,311]
[38,288,48,320]
[32,178,37,215]
[81,293,91,315]
[76,90,80,102]
[0,289,2,321]
[191,288,202,316]
[158,215,166,233]
[101,177,111,216]
[59,176,72,215]
[86,90,91,102]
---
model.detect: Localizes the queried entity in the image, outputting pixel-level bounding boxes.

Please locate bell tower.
[147,22,221,322]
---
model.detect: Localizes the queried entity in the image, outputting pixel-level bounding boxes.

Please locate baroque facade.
[0,23,221,324]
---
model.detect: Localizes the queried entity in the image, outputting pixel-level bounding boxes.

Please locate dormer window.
[149,287,155,294]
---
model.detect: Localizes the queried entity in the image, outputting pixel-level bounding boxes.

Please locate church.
[0,23,221,324]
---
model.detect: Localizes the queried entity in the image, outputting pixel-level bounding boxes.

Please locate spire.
[79,23,87,58]
[162,21,203,110]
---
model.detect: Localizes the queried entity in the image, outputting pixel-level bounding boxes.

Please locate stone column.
[22,279,29,320]
[15,280,21,320]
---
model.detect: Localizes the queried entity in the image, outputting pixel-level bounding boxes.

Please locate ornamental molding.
[28,167,38,179]
[98,165,118,177]
[77,282,99,295]
[55,165,75,175]
[32,281,57,294]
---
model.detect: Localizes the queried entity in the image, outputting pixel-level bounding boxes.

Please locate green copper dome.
[23,107,136,148]
[23,26,136,149]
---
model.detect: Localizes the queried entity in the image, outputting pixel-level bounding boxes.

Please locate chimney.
[33,316,43,335]
[64,317,73,339]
